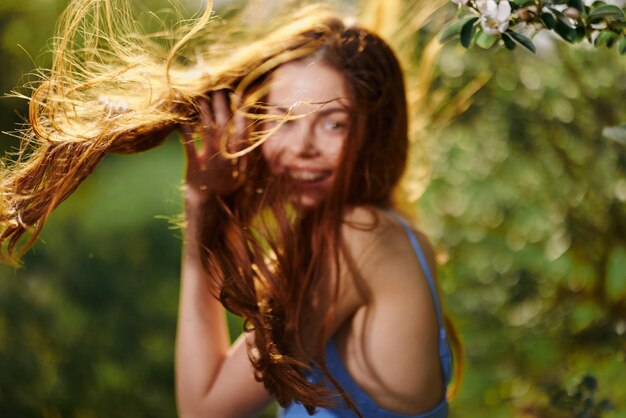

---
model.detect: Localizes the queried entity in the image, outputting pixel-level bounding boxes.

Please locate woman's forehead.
[267,59,352,113]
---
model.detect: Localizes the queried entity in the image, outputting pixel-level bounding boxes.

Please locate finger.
[212,90,231,155]
[212,90,229,128]
[231,92,249,154]
[198,97,216,157]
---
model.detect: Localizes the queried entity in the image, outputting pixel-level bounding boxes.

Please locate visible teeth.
[289,171,326,181]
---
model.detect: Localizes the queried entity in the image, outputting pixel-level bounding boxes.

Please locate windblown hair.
[0,0,460,414]
[0,0,347,260]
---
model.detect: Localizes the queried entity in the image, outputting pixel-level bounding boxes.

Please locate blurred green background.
[0,0,625,417]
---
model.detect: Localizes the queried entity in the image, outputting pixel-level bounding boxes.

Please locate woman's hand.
[181,91,244,208]
[176,92,273,418]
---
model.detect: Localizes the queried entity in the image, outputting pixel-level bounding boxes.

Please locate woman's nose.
[291,121,320,157]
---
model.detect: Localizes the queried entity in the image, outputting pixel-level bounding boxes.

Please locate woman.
[0,2,459,417]
[177,14,455,418]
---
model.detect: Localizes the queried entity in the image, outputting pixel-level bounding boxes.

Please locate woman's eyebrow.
[316,107,350,117]
[268,104,350,115]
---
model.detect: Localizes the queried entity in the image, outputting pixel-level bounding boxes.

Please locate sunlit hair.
[0,0,461,414]
[0,0,341,259]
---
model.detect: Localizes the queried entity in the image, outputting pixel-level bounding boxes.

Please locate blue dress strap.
[280,210,454,418]
[385,210,453,385]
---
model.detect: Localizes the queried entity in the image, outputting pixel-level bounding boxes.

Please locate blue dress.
[280,212,453,418]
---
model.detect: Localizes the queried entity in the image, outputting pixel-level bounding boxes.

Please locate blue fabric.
[280,212,452,418]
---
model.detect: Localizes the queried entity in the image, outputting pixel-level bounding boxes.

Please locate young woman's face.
[261,58,352,208]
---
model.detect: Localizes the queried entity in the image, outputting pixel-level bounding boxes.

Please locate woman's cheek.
[261,137,282,172]
[327,138,346,165]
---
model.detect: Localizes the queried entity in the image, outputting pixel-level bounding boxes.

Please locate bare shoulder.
[341,206,436,283]
[340,206,438,315]
[337,206,444,414]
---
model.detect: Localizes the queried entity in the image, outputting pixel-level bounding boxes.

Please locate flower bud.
[564,7,581,20]
[518,8,533,21]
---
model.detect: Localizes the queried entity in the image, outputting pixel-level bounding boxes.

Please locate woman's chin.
[290,192,326,210]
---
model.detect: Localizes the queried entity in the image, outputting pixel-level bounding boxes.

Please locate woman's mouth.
[286,169,332,188]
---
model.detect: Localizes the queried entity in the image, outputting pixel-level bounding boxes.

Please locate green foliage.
[460,17,480,47]
[0,1,625,418]
[0,143,184,417]
[549,375,615,417]
[430,37,626,417]
[606,246,626,301]
[507,29,536,52]
[442,0,626,54]
[440,15,480,43]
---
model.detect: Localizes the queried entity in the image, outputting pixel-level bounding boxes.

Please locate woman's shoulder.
[340,205,437,284]
[339,205,440,332]
[335,206,445,414]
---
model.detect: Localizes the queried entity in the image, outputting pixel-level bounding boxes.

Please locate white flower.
[451,0,470,5]
[475,0,489,12]
[479,0,512,35]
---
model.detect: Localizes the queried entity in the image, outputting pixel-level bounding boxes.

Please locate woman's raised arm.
[175,93,272,418]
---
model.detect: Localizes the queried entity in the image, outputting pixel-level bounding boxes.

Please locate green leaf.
[475,29,498,49]
[613,20,626,31]
[574,25,586,42]
[602,124,626,145]
[550,7,576,28]
[440,16,479,44]
[501,32,517,50]
[588,5,625,20]
[567,0,584,12]
[555,19,578,42]
[507,30,537,52]
[460,17,479,48]
[540,12,557,29]
[595,30,619,47]
[620,37,626,55]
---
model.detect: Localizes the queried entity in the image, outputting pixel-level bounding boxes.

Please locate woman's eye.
[322,120,347,131]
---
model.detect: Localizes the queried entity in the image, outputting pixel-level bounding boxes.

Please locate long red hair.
[0,3,460,414]
[198,19,411,415]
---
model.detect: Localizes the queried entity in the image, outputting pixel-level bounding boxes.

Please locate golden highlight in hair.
[0,0,464,414]
[0,0,345,262]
